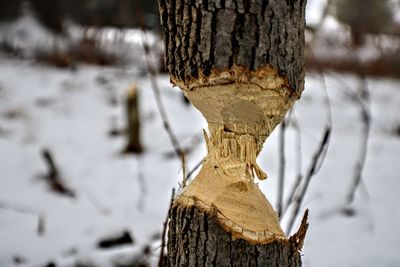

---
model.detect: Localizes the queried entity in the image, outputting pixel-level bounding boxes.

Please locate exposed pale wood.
[174,66,296,243]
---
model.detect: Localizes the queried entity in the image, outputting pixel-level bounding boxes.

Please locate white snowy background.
[1,1,400,266]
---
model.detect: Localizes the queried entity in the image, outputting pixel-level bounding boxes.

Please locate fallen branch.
[97,230,134,249]
[41,148,75,198]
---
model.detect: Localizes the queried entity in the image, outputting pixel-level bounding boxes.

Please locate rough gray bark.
[158,0,307,95]
[166,206,302,267]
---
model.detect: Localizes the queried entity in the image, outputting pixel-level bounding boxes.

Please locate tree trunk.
[167,205,307,267]
[158,0,307,266]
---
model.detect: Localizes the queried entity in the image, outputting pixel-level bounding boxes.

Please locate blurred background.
[0,0,399,266]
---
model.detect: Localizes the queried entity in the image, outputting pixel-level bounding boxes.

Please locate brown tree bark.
[158,0,307,266]
[167,206,307,267]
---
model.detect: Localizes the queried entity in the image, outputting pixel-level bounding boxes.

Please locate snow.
[306,0,328,26]
[0,8,55,57]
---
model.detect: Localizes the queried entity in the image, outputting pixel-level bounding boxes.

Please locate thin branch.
[158,188,175,267]
[134,3,187,186]
[330,73,371,201]
[185,159,203,182]
[286,126,331,234]
[277,119,286,218]
[286,74,332,234]
[346,75,371,203]
[283,111,303,215]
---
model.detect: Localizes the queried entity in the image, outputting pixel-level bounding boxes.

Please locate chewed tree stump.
[158,0,308,266]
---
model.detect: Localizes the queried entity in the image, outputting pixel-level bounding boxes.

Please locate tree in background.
[159,0,308,265]
[30,0,65,36]
[335,0,393,46]
[0,0,159,30]
[0,0,23,22]
[62,0,159,29]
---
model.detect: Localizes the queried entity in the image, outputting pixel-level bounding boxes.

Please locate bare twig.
[330,73,371,201]
[158,188,175,267]
[277,119,286,218]
[164,133,203,158]
[134,3,187,186]
[286,126,331,234]
[283,111,303,215]
[185,159,203,182]
[346,75,371,203]
[286,74,332,234]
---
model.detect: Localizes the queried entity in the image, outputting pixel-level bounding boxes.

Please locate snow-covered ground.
[1,54,400,267]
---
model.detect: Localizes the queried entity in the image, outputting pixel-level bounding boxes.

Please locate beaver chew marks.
[172,65,297,243]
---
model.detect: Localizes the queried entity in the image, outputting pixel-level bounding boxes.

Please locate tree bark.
[159,0,306,96]
[158,0,307,266]
[167,206,305,267]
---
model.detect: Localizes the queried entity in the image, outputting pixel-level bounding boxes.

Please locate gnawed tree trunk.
[158,0,307,266]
